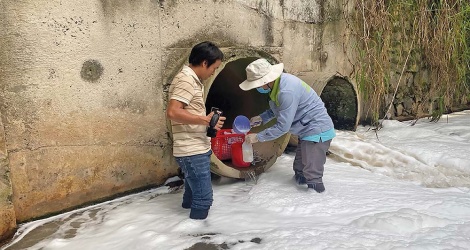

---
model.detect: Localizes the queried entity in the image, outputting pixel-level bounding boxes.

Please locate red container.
[211,129,245,160]
[231,142,251,167]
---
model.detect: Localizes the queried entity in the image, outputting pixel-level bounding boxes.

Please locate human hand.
[215,115,226,130]
[244,133,259,144]
[206,111,225,130]
[250,116,262,127]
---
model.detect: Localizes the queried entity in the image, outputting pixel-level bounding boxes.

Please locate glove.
[245,133,259,144]
[250,116,262,127]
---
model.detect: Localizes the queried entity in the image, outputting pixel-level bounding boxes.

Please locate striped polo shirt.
[168,66,211,157]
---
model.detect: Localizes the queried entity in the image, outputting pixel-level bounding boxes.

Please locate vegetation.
[349,0,470,125]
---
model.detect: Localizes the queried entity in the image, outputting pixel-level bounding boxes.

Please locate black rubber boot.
[307,183,325,193]
[190,208,209,220]
[294,174,307,185]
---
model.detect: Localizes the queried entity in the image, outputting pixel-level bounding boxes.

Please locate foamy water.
[3,110,470,250]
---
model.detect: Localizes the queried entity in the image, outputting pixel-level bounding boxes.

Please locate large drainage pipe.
[200,52,358,179]
[205,56,289,179]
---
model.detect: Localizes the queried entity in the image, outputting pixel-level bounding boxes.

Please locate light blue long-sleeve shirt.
[257,73,335,142]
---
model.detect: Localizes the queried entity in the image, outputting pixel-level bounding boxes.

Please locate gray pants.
[293,138,331,184]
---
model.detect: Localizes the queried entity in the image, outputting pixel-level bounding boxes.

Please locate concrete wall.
[0,0,355,238]
[0,116,16,241]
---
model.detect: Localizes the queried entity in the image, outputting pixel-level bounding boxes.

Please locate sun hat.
[239,58,284,91]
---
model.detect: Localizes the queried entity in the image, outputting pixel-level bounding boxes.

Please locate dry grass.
[348,0,470,124]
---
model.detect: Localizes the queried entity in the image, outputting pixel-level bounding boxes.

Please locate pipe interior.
[205,58,358,175]
[206,57,266,127]
[206,57,283,172]
[320,77,358,131]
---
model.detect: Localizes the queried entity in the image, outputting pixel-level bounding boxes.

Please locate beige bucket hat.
[239,58,284,91]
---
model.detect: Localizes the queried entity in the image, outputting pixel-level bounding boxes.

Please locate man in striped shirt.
[167,41,225,220]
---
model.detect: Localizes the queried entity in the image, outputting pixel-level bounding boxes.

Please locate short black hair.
[188,41,224,67]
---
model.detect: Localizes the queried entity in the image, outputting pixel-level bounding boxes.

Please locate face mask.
[256,86,271,94]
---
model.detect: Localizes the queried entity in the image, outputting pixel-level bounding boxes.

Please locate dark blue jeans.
[175,150,213,211]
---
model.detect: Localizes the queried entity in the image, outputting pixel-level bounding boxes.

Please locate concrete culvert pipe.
[205,57,290,179]
[205,57,359,179]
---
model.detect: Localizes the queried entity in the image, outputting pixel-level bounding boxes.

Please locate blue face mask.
[256,86,271,94]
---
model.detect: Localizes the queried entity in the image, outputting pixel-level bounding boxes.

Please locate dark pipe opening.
[206,57,281,172]
[205,57,267,127]
[205,57,358,175]
[320,77,358,131]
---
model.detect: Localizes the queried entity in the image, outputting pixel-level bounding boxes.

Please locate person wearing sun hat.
[240,58,335,193]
